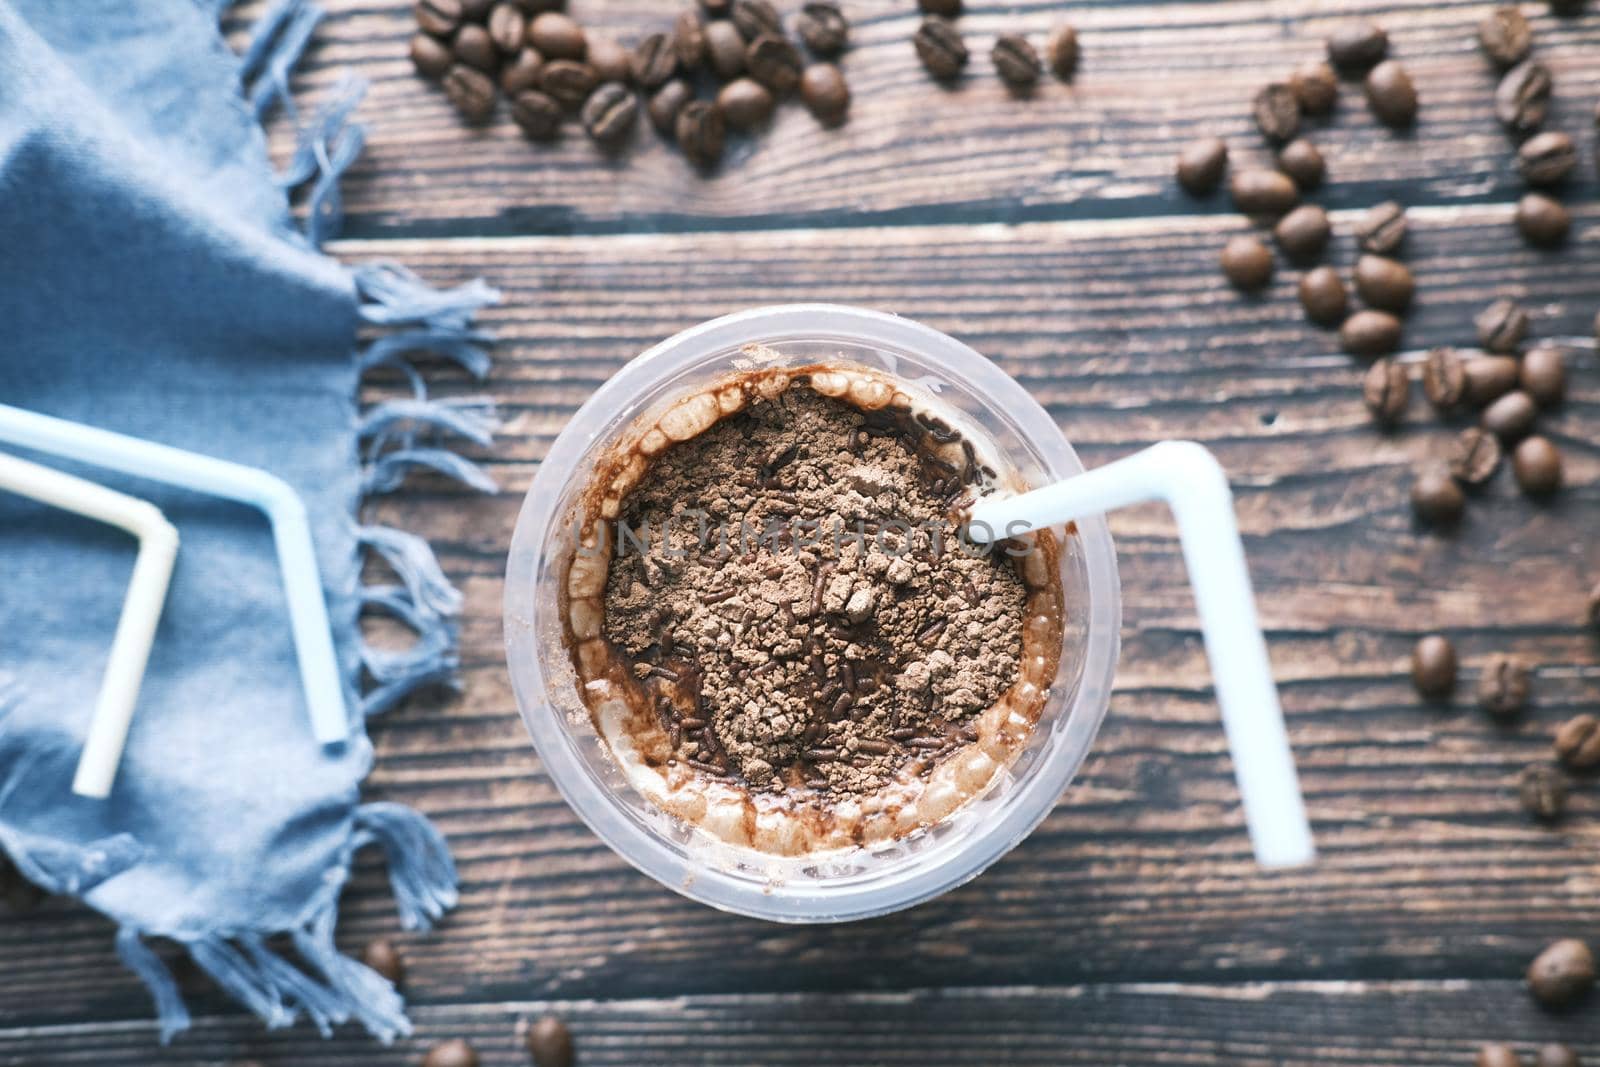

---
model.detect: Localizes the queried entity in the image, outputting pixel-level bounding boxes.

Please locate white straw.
[0,404,350,748]
[968,441,1315,869]
[0,452,179,798]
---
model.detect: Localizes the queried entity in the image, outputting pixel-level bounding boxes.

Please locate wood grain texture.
[227,0,1600,236]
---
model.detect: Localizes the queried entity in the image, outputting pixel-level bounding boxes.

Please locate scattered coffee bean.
[797,3,849,57]
[526,1014,575,1067]
[677,100,726,168]
[919,0,961,13]
[510,88,562,139]
[1355,200,1406,255]
[361,937,405,985]
[1411,634,1458,697]
[582,82,638,148]
[453,24,498,74]
[993,34,1042,91]
[1290,60,1339,115]
[415,0,463,39]
[647,79,692,136]
[1327,21,1388,74]
[529,12,585,60]
[443,64,497,122]
[1520,346,1567,406]
[1364,60,1417,127]
[1411,465,1465,524]
[673,11,706,71]
[1341,309,1402,357]
[705,20,747,80]
[1521,764,1568,821]
[1048,25,1080,81]
[914,17,967,80]
[1478,1044,1524,1067]
[1517,193,1570,246]
[1273,204,1330,263]
[1299,266,1348,326]
[1476,297,1530,354]
[1536,1044,1581,1067]
[1423,347,1467,410]
[540,59,598,109]
[1276,138,1325,190]
[1497,59,1553,133]
[631,33,678,90]
[1480,6,1534,67]
[1176,136,1228,196]
[1518,131,1577,186]
[1482,390,1539,440]
[488,4,526,56]
[1230,168,1298,217]
[747,34,803,95]
[1362,358,1409,424]
[411,33,454,79]
[718,77,775,129]
[1528,938,1595,1009]
[1354,255,1414,312]
[1449,426,1503,485]
[1556,713,1600,768]
[1513,435,1562,494]
[731,0,782,41]
[500,48,544,94]
[1464,355,1521,406]
[1220,235,1273,291]
[586,35,632,85]
[801,63,850,124]
[1253,82,1300,142]
[1478,653,1531,718]
[423,1039,480,1067]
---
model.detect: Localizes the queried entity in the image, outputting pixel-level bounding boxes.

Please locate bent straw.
[968,440,1315,869]
[0,453,179,799]
[0,403,350,748]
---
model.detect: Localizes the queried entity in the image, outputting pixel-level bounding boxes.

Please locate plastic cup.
[504,304,1121,923]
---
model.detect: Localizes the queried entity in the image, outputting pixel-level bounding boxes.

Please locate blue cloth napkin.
[0,0,497,1042]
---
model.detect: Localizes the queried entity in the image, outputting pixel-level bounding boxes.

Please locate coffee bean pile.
[409,0,853,167]
[911,0,1078,91]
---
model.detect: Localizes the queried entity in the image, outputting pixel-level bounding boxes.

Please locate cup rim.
[505,304,1122,922]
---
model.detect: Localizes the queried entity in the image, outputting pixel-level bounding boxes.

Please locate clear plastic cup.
[504,305,1121,923]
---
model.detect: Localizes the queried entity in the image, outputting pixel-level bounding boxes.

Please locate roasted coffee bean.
[1276,138,1325,190]
[1176,136,1228,195]
[1354,255,1413,312]
[631,33,678,90]
[647,79,691,136]
[1528,939,1595,1009]
[1364,60,1416,126]
[731,0,782,41]
[1449,426,1503,486]
[676,100,725,168]
[798,3,849,56]
[1423,347,1467,410]
[500,48,544,93]
[1411,465,1465,525]
[1497,60,1553,132]
[1253,82,1300,142]
[914,17,968,80]
[586,35,632,84]
[488,3,526,54]
[920,0,961,13]
[1464,355,1521,406]
[993,34,1042,91]
[539,60,597,109]
[453,24,498,73]
[705,21,747,80]
[1362,358,1409,424]
[1048,25,1080,81]
[525,1015,575,1067]
[1521,346,1567,407]
[1229,168,1298,217]
[1476,297,1529,353]
[1273,204,1330,263]
[801,63,850,124]
[1480,5,1534,67]
[510,88,561,138]
[674,11,706,70]
[415,0,463,38]
[743,35,800,95]
[582,82,638,147]
[362,937,405,985]
[1521,764,1568,821]
[443,64,497,121]
[1290,60,1339,115]
[1557,714,1600,768]
[1513,435,1562,494]
[1519,131,1578,186]
[1327,21,1388,73]
[1411,634,1458,697]
[1517,192,1570,246]
[1341,309,1402,357]
[423,1039,480,1067]
[1479,653,1531,718]
[1536,1044,1581,1067]
[1478,1045,1524,1067]
[1299,266,1348,326]
[1482,390,1539,440]
[411,33,454,78]
[1219,235,1273,291]
[717,77,774,129]
[1355,200,1406,255]
[529,12,585,60]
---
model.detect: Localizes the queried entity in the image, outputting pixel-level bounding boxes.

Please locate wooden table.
[6,1,1600,1063]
